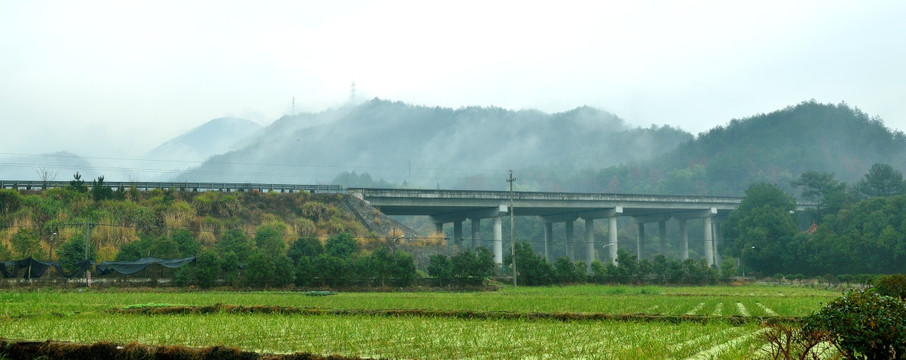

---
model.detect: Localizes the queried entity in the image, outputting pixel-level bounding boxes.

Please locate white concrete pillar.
[565,220,575,261]
[585,219,595,266]
[453,221,463,247]
[543,222,553,262]
[679,219,689,260]
[713,221,722,267]
[704,216,714,267]
[471,219,481,249]
[493,216,503,265]
[637,223,645,260]
[658,220,667,256]
[608,216,618,265]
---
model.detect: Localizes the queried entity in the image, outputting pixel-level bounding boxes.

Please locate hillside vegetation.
[0,181,370,263]
[176,99,692,188]
[568,101,906,195]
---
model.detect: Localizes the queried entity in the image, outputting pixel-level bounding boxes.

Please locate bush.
[872,274,906,300]
[427,254,452,285]
[805,288,906,359]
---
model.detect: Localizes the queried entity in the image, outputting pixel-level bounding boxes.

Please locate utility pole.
[84,219,90,260]
[508,170,516,286]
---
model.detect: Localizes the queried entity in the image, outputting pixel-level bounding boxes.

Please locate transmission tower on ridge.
[350,82,356,102]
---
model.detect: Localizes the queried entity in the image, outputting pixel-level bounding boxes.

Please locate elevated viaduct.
[353,188,813,267]
[1,180,812,267]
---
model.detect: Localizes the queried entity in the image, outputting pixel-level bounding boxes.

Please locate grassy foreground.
[0,285,841,359]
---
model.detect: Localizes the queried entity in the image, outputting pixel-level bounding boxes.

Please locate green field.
[0,285,842,359]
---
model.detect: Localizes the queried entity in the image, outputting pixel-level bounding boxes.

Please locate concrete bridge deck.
[2,180,812,269]
[352,188,813,268]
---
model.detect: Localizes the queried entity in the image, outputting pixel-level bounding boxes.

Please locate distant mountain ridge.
[146,117,262,164]
[174,99,693,187]
[569,100,906,196]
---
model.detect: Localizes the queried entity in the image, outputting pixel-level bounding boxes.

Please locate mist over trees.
[175,99,692,188]
[566,101,906,196]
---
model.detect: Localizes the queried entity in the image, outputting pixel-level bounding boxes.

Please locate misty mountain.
[0,151,98,181]
[146,117,262,165]
[174,99,693,187]
[571,100,906,196]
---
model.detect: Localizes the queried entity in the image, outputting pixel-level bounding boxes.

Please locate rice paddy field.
[0,285,842,359]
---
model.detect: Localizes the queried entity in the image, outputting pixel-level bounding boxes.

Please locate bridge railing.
[0,180,344,193]
[352,188,745,204]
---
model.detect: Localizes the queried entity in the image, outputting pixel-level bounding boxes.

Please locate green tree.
[473,247,496,278]
[856,163,906,198]
[254,223,287,257]
[505,242,555,286]
[243,253,295,288]
[57,234,94,274]
[116,239,148,261]
[792,171,846,224]
[294,256,316,287]
[194,249,222,288]
[217,229,255,262]
[451,248,495,280]
[325,233,359,260]
[149,237,180,258]
[313,254,349,287]
[553,256,585,284]
[69,172,88,193]
[244,252,276,288]
[389,250,416,287]
[0,189,23,219]
[288,236,324,264]
[10,228,40,258]
[221,251,240,287]
[365,247,415,287]
[614,249,639,284]
[723,183,798,276]
[427,254,452,285]
[0,242,11,260]
[91,176,114,201]
[171,229,200,258]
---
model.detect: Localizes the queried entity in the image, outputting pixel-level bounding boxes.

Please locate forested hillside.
[0,182,376,264]
[175,99,692,188]
[565,101,906,196]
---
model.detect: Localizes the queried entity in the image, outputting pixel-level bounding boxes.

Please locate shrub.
[805,288,906,359]
[761,322,834,360]
[427,254,452,285]
[872,274,906,300]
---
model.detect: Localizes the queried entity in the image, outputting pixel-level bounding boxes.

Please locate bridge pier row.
[543,222,553,262]
[493,216,503,265]
[658,221,667,256]
[585,219,595,267]
[453,221,463,247]
[565,221,576,261]
[471,219,481,249]
[713,221,722,267]
[608,216,618,265]
[704,216,714,267]
[679,219,689,260]
[636,223,646,260]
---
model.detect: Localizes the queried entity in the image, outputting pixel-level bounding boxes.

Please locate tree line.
[724,163,906,276]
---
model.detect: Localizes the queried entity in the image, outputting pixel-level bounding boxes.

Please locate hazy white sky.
[2,0,905,157]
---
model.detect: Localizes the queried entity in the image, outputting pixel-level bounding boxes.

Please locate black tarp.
[0,258,93,279]
[95,257,195,275]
